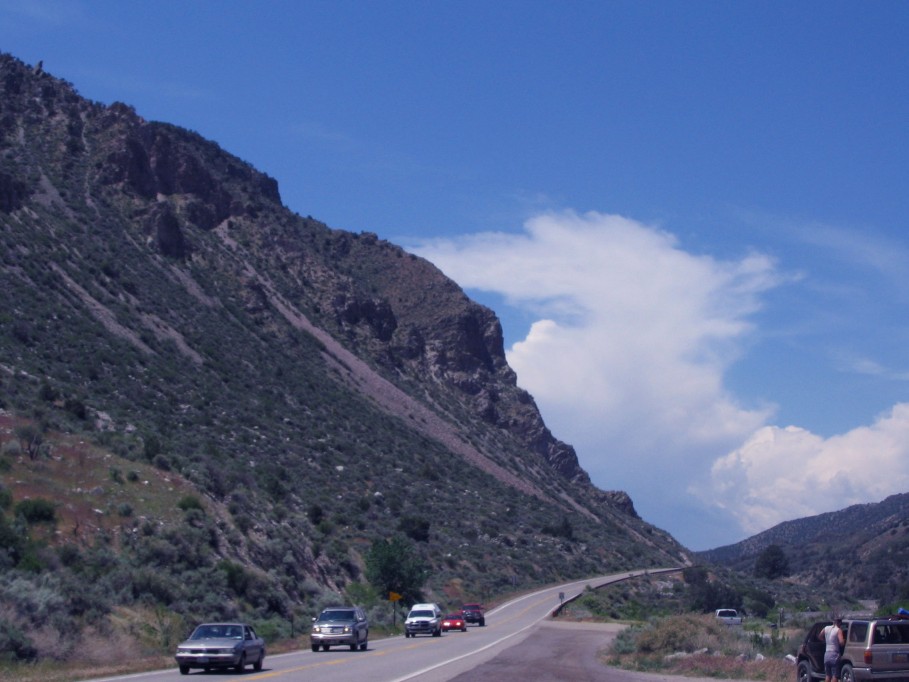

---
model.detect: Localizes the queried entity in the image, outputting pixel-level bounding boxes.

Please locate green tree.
[754,544,790,579]
[365,535,428,605]
[683,566,709,585]
[687,578,742,613]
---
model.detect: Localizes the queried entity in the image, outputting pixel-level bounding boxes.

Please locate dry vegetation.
[605,613,797,682]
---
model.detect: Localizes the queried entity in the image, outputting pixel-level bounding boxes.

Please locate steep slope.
[697,493,909,604]
[0,52,688,662]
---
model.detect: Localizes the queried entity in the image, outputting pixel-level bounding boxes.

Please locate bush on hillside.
[14,499,56,525]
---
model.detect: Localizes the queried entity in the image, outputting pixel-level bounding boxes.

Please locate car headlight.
[343,625,351,633]
[312,626,322,633]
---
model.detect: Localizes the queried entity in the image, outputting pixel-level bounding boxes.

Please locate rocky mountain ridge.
[0,52,686,664]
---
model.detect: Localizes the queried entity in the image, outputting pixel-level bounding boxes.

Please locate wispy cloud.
[832,349,909,382]
[291,121,359,154]
[0,0,85,26]
[738,208,909,292]
[797,221,909,286]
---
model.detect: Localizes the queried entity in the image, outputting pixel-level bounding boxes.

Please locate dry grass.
[605,613,798,681]
[667,654,794,682]
[0,657,173,682]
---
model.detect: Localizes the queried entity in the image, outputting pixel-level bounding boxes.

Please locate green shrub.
[0,619,37,662]
[219,560,251,597]
[0,516,25,566]
[177,494,203,513]
[398,516,430,542]
[15,498,56,524]
[307,503,324,525]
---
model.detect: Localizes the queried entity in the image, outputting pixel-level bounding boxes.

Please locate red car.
[441,613,467,632]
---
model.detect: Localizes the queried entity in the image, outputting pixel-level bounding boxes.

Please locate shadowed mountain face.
[0,52,688,652]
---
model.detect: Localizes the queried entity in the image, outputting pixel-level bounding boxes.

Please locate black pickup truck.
[461,603,486,627]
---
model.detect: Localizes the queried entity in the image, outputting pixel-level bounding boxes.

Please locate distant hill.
[0,52,689,665]
[697,493,909,606]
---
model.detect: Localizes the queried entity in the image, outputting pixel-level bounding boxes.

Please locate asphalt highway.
[90,568,681,682]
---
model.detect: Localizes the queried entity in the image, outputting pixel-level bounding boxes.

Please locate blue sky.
[3,0,908,550]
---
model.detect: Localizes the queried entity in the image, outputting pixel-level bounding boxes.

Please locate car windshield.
[319,610,355,622]
[445,614,461,619]
[192,625,241,639]
[410,610,433,618]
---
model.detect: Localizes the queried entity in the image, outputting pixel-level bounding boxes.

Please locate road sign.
[389,591,402,602]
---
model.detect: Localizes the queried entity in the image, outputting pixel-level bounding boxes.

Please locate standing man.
[819,616,846,682]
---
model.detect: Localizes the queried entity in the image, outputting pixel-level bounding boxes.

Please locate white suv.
[404,603,442,638]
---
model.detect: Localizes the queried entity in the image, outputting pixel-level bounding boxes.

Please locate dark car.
[461,603,486,626]
[442,613,467,632]
[174,622,265,675]
[310,606,369,652]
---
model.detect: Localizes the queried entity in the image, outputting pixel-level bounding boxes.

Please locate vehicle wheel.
[254,651,264,671]
[350,642,357,651]
[360,640,368,651]
[840,663,854,682]
[797,661,813,682]
[479,618,485,626]
[433,627,441,637]
[311,643,319,652]
[322,643,330,651]
[234,653,246,673]
[179,665,189,675]
[404,631,410,638]
[462,626,467,632]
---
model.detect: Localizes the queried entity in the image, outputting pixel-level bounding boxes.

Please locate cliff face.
[0,52,686,650]
[2,52,600,492]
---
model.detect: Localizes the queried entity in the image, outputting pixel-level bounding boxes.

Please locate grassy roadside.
[553,571,817,682]
[598,613,796,681]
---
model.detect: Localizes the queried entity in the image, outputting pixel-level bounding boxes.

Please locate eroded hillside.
[0,52,688,664]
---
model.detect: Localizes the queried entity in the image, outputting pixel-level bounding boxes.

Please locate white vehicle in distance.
[404,603,442,637]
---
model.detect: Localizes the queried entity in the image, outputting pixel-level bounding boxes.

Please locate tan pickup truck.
[797,618,909,682]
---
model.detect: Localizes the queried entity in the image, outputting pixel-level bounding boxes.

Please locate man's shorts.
[824,654,841,677]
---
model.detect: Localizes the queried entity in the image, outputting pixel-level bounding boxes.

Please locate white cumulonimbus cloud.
[411,210,782,535]
[412,209,909,547]
[702,403,909,535]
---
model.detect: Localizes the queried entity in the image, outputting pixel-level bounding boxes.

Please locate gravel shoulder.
[444,620,763,682]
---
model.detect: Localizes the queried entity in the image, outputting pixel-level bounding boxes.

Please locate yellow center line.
[239,587,570,680]
[235,637,450,679]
